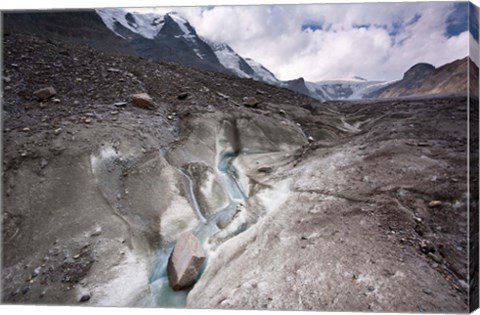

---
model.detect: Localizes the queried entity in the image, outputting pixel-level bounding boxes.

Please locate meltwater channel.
[146,150,247,307]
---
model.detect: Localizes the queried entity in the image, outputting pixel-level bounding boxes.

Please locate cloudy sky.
[131,2,475,82]
[130,2,472,81]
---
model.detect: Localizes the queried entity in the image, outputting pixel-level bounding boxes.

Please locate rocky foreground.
[1,32,476,312]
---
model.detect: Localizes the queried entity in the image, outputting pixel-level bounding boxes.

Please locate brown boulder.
[33,86,56,100]
[167,232,206,291]
[243,96,259,108]
[131,93,154,109]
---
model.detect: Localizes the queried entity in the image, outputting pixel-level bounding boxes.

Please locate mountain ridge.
[3,9,473,100]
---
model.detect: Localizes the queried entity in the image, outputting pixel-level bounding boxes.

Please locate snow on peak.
[204,38,249,77]
[167,12,192,35]
[96,9,193,40]
[244,58,279,84]
[96,8,166,39]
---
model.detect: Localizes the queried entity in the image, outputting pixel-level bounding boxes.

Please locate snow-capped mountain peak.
[167,12,193,36]
[96,8,165,39]
[96,9,388,101]
[96,9,194,40]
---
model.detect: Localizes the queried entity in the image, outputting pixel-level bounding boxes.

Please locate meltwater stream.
[146,150,247,307]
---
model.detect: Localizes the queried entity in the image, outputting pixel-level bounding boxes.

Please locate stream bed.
[146,150,248,307]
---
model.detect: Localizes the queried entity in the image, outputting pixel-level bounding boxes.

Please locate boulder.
[131,93,154,109]
[243,97,259,108]
[428,200,442,207]
[33,86,56,100]
[167,232,206,291]
[419,239,435,254]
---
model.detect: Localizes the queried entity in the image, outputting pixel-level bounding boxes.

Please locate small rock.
[427,252,443,263]
[53,98,61,103]
[73,254,80,260]
[21,285,30,295]
[257,166,273,173]
[107,68,120,73]
[74,100,80,105]
[91,227,102,237]
[79,293,91,302]
[39,103,47,109]
[54,128,62,135]
[216,215,231,229]
[216,92,229,100]
[428,200,442,208]
[3,76,11,83]
[167,115,173,120]
[307,136,314,143]
[278,109,286,116]
[33,86,56,100]
[417,142,429,147]
[22,127,31,132]
[31,267,41,278]
[84,118,92,124]
[256,89,267,95]
[243,97,259,108]
[419,239,435,254]
[367,286,375,292]
[40,158,48,169]
[177,92,189,100]
[422,288,432,295]
[131,93,154,109]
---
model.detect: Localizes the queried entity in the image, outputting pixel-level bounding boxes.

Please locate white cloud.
[131,2,469,81]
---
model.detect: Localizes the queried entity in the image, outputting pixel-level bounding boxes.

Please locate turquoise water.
[147,150,247,307]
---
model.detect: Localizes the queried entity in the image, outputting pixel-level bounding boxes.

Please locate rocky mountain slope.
[367,57,477,99]
[1,29,475,313]
[4,9,473,101]
[3,9,227,74]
